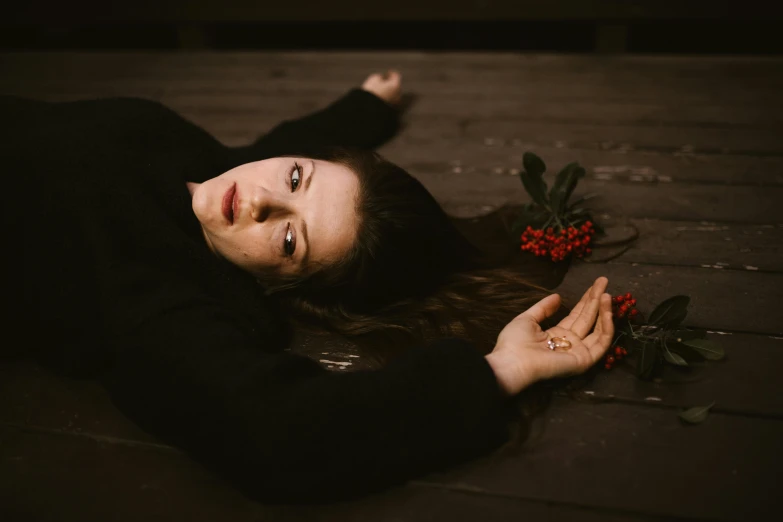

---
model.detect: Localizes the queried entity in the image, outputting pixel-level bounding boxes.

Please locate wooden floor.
[1,52,782,521]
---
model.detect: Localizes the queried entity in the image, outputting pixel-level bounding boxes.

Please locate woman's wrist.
[484,350,536,398]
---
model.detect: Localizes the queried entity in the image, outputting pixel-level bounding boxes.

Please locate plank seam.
[553,392,783,421]
[408,480,723,522]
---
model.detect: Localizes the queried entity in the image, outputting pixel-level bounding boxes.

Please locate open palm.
[488,277,614,396]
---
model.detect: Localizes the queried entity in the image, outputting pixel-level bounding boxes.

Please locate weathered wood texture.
[2,52,782,521]
[0,424,693,522]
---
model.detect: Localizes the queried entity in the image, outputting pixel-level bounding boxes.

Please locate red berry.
[624,292,632,300]
[613,296,624,303]
[628,299,636,306]
[614,346,622,355]
[629,309,639,317]
[604,363,612,370]
[607,355,616,363]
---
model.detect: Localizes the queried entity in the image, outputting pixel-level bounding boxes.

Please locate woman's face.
[188,157,360,280]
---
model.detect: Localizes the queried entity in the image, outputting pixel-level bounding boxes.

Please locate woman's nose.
[250,187,288,223]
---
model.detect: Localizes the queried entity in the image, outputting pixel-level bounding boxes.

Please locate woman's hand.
[485,277,614,397]
[361,70,402,106]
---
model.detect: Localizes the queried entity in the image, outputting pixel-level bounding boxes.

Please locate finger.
[519,293,562,325]
[570,277,608,338]
[563,276,606,326]
[584,294,615,362]
[592,298,605,336]
[557,285,593,330]
[559,277,607,332]
[583,292,609,344]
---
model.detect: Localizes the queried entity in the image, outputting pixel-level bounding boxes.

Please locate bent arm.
[230,88,400,163]
[101,305,514,504]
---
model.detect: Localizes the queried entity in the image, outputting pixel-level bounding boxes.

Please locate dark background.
[4,0,783,53]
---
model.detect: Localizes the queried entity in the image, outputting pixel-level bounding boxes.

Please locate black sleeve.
[100,303,515,505]
[229,88,400,163]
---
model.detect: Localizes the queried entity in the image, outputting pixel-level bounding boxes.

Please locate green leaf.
[663,350,688,366]
[678,402,716,424]
[666,341,704,363]
[636,341,659,380]
[681,338,725,361]
[662,339,688,366]
[567,193,599,210]
[520,171,550,207]
[648,295,690,328]
[523,152,547,177]
[549,163,586,217]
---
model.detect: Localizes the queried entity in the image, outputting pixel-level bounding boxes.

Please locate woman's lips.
[222,182,237,224]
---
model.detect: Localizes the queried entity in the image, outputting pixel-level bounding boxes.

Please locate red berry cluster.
[604,345,628,370]
[520,221,595,262]
[612,292,639,319]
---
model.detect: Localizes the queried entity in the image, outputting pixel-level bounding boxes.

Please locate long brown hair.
[265,146,579,450]
[264,147,552,352]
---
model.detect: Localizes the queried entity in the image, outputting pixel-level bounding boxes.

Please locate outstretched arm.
[230,73,402,163]
[101,302,514,505]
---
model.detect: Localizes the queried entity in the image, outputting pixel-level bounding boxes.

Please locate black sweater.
[4,90,516,504]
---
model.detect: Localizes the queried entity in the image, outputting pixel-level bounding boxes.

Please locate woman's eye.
[290,163,302,192]
[284,224,296,256]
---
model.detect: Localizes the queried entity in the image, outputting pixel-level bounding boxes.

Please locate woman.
[4,70,614,504]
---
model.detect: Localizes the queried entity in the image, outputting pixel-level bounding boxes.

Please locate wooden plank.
[133,93,783,128]
[5,64,782,106]
[596,219,783,272]
[416,175,782,223]
[3,50,782,72]
[377,141,783,186]
[561,332,783,418]
[4,86,778,160]
[426,397,781,522]
[0,424,684,522]
[2,83,777,186]
[461,120,783,155]
[554,262,783,334]
[3,53,781,133]
[5,80,777,130]
[457,211,783,273]
[3,52,782,99]
[190,114,783,156]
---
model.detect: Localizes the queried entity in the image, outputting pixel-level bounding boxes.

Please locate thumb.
[519,293,562,324]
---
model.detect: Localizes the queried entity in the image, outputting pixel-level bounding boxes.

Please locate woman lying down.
[4,70,613,504]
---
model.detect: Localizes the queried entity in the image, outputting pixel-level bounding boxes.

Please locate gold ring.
[547,336,572,351]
